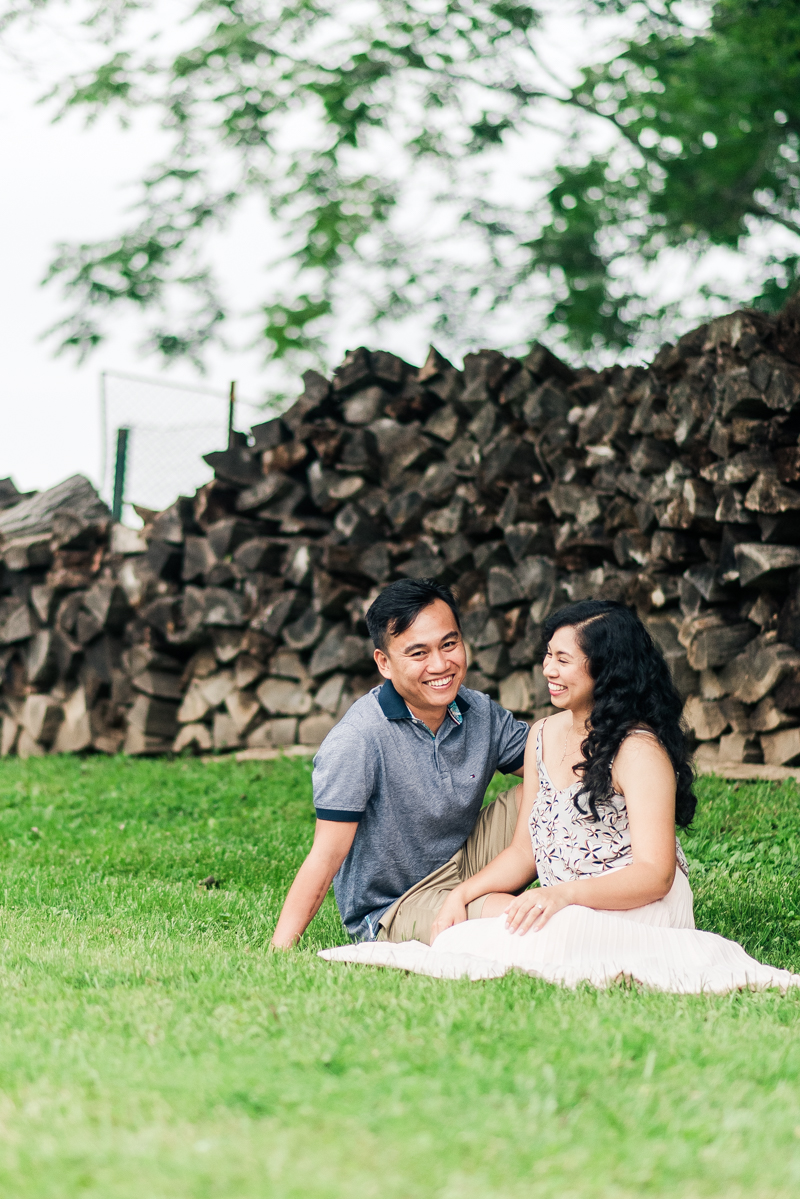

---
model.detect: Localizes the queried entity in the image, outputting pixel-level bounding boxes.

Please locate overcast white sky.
[0,63,277,497]
[0,0,773,503]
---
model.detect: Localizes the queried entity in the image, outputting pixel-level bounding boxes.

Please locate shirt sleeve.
[312,723,376,822]
[493,701,531,774]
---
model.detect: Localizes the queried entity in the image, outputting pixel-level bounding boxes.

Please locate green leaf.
[261,294,333,359]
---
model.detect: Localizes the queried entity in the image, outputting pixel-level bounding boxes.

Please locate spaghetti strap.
[620,727,662,754]
[535,718,547,774]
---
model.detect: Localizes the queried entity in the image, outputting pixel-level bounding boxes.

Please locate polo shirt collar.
[377,679,410,720]
[377,679,471,721]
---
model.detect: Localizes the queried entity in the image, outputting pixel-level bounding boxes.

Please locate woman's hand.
[503,884,573,935]
[430,892,468,942]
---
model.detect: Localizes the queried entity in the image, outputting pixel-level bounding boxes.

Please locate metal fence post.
[99,370,107,497]
[112,427,130,522]
[228,381,236,448]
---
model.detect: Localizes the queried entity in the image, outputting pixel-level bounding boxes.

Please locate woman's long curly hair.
[542,600,696,827]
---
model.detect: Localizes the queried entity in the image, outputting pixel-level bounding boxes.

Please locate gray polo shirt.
[313,680,529,940]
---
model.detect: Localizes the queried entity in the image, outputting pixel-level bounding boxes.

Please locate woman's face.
[542,625,594,713]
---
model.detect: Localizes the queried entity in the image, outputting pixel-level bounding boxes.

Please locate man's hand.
[430,889,468,943]
[271,819,358,948]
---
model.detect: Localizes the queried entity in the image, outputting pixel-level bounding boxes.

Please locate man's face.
[373,599,468,716]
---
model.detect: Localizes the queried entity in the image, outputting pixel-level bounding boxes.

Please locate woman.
[427,598,696,942]
[321,601,800,992]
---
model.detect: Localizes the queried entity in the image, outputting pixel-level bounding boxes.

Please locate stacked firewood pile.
[5,298,800,767]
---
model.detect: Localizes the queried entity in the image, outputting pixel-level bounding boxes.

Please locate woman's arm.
[430,723,542,939]
[504,732,677,934]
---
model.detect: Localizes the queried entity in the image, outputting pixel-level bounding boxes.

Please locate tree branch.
[745,200,800,242]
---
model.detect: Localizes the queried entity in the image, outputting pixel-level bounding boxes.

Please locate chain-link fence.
[100,371,265,525]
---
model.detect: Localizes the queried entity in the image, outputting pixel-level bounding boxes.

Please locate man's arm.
[271,819,358,948]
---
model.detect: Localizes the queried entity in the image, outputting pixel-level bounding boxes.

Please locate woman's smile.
[542,626,595,714]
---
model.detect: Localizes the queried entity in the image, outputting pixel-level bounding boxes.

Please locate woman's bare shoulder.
[614,727,673,776]
[524,716,545,750]
[532,709,570,754]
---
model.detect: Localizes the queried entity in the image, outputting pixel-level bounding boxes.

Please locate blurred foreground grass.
[0,755,798,1196]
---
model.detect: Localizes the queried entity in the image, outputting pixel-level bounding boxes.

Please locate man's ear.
[373,646,391,680]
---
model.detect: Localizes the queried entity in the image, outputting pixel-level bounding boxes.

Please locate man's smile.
[423,675,456,690]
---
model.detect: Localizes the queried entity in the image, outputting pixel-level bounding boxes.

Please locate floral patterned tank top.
[529,721,689,888]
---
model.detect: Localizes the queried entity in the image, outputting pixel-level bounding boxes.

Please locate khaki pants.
[376,786,522,945]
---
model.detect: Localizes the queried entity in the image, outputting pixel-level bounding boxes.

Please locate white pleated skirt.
[319,872,800,993]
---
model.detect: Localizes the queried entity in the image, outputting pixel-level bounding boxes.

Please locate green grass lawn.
[0,758,799,1197]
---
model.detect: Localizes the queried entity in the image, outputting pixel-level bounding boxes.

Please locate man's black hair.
[366,578,462,651]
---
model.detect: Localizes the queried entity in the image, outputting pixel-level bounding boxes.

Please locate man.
[271,577,530,948]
